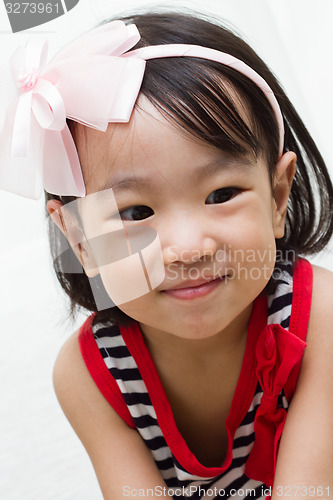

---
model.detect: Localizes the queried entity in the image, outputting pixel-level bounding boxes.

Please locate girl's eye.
[119,205,154,221]
[205,188,238,205]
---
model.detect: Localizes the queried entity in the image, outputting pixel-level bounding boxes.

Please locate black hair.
[45,11,333,325]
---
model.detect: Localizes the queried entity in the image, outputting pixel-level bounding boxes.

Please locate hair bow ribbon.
[10,38,66,159]
[0,21,145,199]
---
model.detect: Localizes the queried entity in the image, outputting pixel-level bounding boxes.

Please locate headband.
[0,20,284,199]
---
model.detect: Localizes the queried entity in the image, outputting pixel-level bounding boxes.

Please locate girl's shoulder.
[310,263,333,329]
[52,328,131,433]
[52,328,111,423]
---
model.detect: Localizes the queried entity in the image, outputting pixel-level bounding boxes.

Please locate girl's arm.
[272,265,333,498]
[53,331,169,500]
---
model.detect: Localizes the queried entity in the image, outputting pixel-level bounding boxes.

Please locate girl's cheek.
[223,217,277,275]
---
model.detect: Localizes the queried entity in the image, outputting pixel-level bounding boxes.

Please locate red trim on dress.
[78,315,136,429]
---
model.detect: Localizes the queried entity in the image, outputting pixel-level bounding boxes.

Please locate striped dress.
[79,258,312,499]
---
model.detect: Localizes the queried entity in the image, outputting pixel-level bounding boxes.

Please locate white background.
[0,1,332,499]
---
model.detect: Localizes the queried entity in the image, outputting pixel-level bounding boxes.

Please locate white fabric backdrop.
[0,1,332,498]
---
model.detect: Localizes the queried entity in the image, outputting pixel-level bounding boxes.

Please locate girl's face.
[70,98,294,341]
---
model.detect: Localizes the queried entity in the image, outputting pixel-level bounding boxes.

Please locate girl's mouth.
[161,276,226,300]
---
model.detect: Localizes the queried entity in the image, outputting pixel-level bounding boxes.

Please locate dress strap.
[78,315,136,428]
[284,257,313,401]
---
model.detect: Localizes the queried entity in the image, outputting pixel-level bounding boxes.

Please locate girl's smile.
[161,275,226,300]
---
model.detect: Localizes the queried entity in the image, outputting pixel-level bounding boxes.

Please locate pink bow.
[0,21,145,199]
[245,324,307,487]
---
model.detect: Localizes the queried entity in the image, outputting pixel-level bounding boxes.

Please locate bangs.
[137,57,279,168]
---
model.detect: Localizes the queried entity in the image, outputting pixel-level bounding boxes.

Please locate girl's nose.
[161,215,218,264]
[163,236,218,264]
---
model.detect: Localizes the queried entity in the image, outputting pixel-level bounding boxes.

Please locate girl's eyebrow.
[193,156,256,182]
[96,156,255,195]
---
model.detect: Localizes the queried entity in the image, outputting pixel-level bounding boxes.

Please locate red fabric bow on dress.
[245,323,307,487]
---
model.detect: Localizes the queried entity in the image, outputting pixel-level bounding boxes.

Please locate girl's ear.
[272,151,297,239]
[46,199,99,278]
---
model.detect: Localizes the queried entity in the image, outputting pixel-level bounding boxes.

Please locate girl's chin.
[137,310,233,341]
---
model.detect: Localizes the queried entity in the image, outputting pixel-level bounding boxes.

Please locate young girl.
[2,11,333,500]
